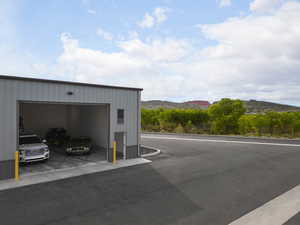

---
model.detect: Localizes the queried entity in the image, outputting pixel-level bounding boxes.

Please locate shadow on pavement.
[0,164,201,225]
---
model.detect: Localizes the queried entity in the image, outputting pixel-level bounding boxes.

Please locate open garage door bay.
[18,102,110,176]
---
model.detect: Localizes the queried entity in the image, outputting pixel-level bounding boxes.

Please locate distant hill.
[142,100,300,113]
[243,100,300,113]
[184,100,211,108]
[141,100,205,110]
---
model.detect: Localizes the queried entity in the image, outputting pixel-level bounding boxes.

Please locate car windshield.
[19,136,42,145]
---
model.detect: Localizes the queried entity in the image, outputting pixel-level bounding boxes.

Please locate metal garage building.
[0,75,142,180]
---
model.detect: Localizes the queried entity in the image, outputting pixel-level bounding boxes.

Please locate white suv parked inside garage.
[19,131,50,163]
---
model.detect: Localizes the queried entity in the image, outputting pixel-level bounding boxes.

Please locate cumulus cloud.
[117,38,188,62]
[194,1,300,102]
[57,1,300,105]
[138,7,169,28]
[87,9,96,14]
[137,13,155,28]
[153,7,168,23]
[250,0,285,13]
[58,33,189,99]
[218,0,232,7]
[96,28,113,40]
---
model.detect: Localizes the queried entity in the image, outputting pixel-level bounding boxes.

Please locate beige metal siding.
[0,80,17,160]
[0,78,140,161]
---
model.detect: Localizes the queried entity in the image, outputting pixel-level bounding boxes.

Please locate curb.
[142,132,300,141]
[0,158,151,192]
[141,145,161,157]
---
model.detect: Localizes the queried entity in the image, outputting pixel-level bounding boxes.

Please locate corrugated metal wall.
[0,78,140,161]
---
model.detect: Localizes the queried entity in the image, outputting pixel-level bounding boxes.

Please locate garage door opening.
[18,102,110,176]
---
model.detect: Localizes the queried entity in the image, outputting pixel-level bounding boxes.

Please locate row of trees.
[238,112,300,137]
[141,98,300,138]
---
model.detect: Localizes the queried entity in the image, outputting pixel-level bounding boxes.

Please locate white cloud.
[57,1,300,105]
[96,28,113,40]
[117,38,188,62]
[138,7,169,28]
[138,13,155,28]
[153,7,168,23]
[194,1,300,101]
[58,33,190,99]
[250,0,285,13]
[128,31,139,40]
[218,0,232,7]
[87,9,96,14]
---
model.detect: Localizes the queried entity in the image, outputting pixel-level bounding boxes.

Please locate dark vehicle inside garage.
[65,137,93,155]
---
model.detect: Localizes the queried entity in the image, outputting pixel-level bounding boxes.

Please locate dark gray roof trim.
[0,75,143,91]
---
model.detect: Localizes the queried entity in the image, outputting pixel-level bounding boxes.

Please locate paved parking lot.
[1,134,300,225]
[20,147,106,175]
[285,213,300,225]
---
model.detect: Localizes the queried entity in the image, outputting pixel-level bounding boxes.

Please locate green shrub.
[208,98,246,134]
[174,124,185,133]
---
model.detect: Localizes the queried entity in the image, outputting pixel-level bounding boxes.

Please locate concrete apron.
[0,158,151,191]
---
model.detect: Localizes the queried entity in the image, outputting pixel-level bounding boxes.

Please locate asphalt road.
[1,134,300,225]
[285,212,300,225]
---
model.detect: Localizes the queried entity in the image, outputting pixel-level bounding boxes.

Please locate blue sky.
[1,0,300,105]
[15,0,250,59]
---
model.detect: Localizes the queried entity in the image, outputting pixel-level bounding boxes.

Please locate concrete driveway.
[1,134,300,225]
[20,147,106,176]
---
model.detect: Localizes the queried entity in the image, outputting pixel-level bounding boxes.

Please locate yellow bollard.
[15,151,19,181]
[113,141,117,164]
